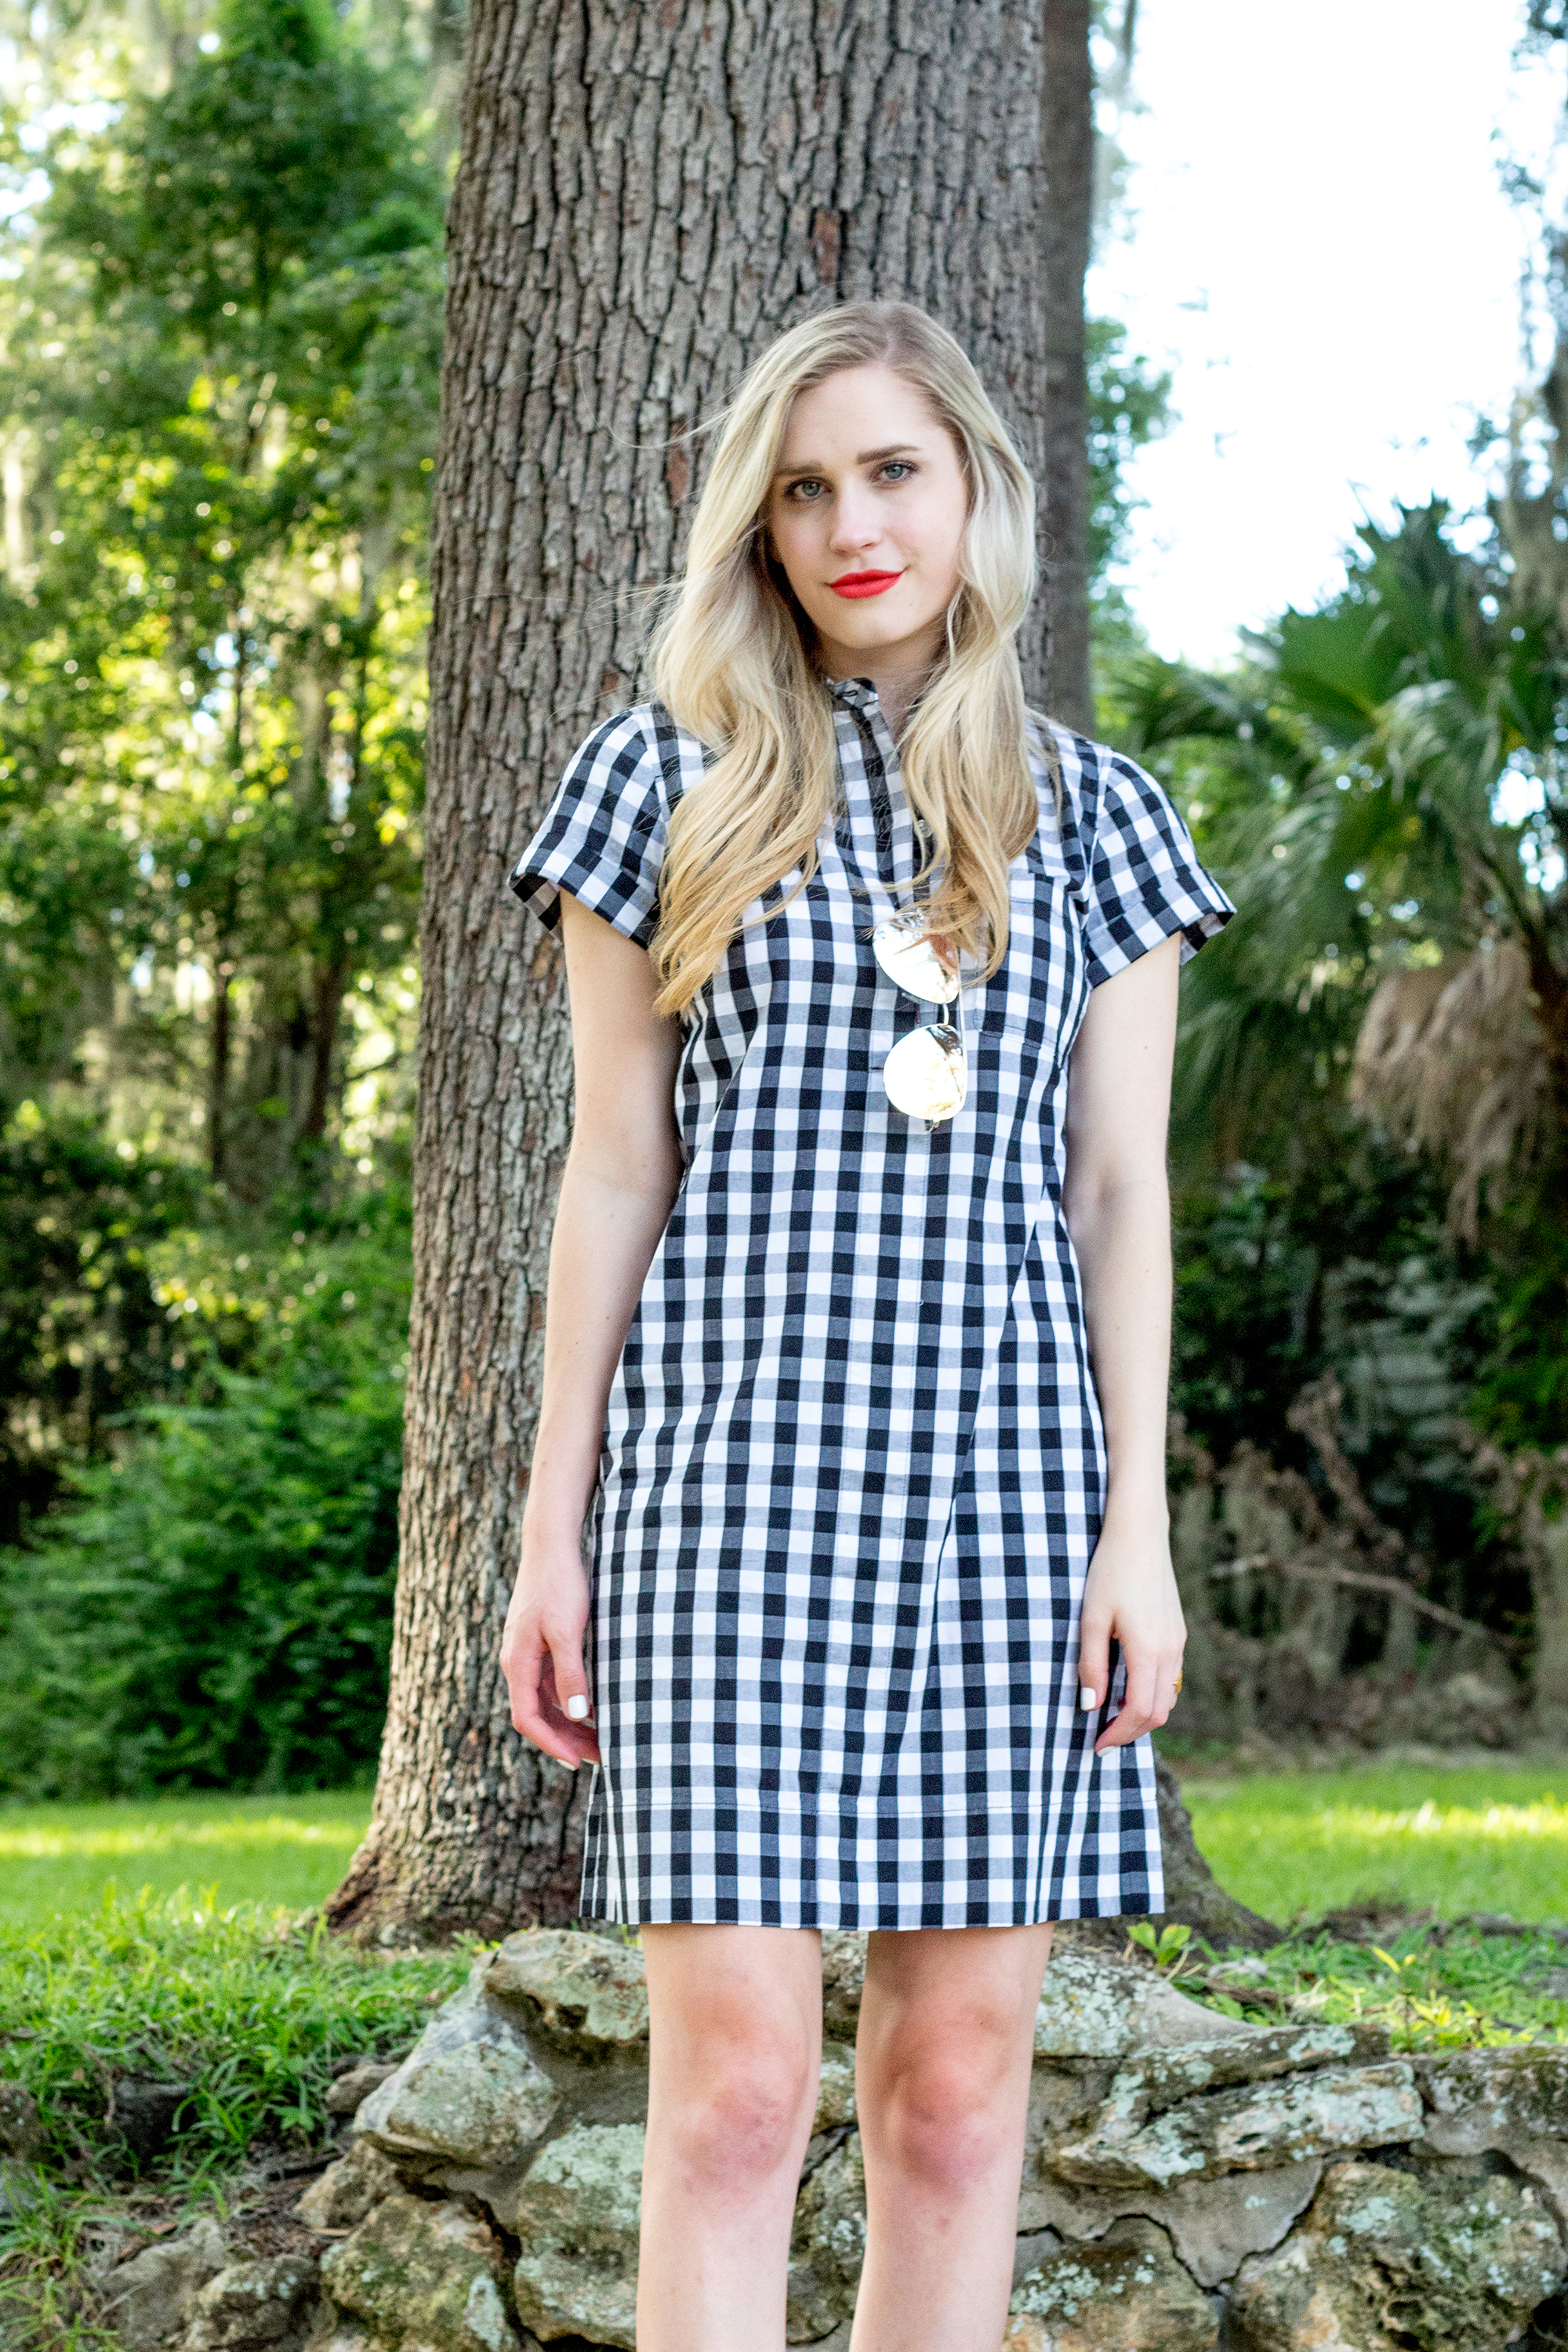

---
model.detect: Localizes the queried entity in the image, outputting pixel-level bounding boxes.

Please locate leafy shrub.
[0,1105,206,1543]
[0,1196,411,1798]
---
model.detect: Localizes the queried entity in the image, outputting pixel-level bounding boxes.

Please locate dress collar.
[824,674,880,713]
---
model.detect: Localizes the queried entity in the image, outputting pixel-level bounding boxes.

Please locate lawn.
[5,1765,1568,1933]
[1185,1760,1568,1926]
[0,1791,372,1927]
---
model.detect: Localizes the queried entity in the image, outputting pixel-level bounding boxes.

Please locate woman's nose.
[828,488,880,552]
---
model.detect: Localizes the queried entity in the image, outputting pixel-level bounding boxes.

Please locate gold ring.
[1173,1671,1184,1697]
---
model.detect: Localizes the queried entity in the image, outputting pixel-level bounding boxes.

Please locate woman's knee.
[861,2020,1029,2194]
[659,2023,817,2194]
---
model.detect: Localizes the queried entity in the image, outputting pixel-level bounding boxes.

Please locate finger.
[510,1628,594,1769]
[543,1628,602,1766]
[1076,1613,1110,1719]
[1096,1650,1160,1752]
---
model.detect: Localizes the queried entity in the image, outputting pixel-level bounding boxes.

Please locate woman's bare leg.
[849,1923,1054,2352]
[637,1924,822,2352]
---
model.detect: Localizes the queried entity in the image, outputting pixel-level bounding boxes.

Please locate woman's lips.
[829,570,902,599]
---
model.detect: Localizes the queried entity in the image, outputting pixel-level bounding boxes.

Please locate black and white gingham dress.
[510,681,1232,1928]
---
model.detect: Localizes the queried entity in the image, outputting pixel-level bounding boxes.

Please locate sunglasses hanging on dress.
[871,913,967,1125]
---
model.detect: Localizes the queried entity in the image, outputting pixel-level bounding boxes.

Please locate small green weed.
[1175,1920,1568,2051]
[0,1889,470,2180]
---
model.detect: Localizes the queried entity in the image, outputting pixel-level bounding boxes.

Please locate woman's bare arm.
[500,895,684,1769]
[1062,930,1185,1753]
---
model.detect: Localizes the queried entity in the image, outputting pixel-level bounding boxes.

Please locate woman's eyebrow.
[772,441,923,480]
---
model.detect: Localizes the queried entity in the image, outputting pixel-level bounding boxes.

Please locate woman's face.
[766,364,969,677]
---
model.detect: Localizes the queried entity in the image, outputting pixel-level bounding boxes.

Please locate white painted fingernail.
[1080,1686,1097,1711]
[565,1694,590,1722]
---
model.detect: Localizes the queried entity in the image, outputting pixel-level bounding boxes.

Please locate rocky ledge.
[105,1928,1568,2352]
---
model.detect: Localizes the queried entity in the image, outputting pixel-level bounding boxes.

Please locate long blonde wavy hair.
[649,301,1041,1018]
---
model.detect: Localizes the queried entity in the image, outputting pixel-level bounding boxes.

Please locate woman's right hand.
[501,1540,601,1770]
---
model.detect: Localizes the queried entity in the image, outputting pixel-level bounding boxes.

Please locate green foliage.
[1179,1918,1568,2051]
[1085,318,1171,644]
[1,0,437,1196]
[0,1889,468,2176]
[0,1196,411,1798]
[0,1105,205,1541]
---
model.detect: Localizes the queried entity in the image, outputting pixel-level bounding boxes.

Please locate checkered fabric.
[509,681,1232,1927]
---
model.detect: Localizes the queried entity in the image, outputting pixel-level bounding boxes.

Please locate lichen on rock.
[786,2132,867,2343]
[1230,2158,1566,2352]
[179,2252,319,2350]
[510,2121,644,2349]
[320,2187,521,2352]
[1006,2216,1216,2350]
[484,1930,649,2054]
[1050,2060,1422,2190]
[296,2139,401,2233]
[353,1971,559,2184]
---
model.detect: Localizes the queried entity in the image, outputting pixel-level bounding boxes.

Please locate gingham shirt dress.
[510,681,1232,1929]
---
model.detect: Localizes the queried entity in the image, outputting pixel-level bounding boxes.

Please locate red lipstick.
[829,569,902,599]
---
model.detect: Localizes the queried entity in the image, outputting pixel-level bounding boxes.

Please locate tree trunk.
[1040,0,1094,731]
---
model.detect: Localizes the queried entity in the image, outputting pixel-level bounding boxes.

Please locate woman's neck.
[818,624,944,739]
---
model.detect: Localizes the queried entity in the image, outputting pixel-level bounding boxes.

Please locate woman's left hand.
[1077,1515,1186,1752]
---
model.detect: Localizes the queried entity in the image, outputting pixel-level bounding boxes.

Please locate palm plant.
[1113,503,1566,1232]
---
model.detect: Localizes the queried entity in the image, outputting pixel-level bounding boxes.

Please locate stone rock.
[321,2188,520,2352]
[99,2217,228,2351]
[0,2081,42,2161]
[511,2122,644,2349]
[814,2042,857,2132]
[328,2063,401,2117]
[111,2074,194,2166]
[1231,2159,1565,2351]
[820,1934,869,2041]
[1022,2160,1323,2289]
[485,1930,649,2053]
[1421,2045,1568,2149]
[0,2158,40,2222]
[1033,1951,1258,2061]
[296,2139,401,2232]
[354,1969,559,2204]
[1050,2060,1422,2191]
[786,2133,867,2343]
[180,2253,319,2349]
[1005,2218,1216,2351]
[1420,2045,1568,2213]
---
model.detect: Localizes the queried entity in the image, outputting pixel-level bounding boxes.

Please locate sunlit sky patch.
[1091,0,1563,669]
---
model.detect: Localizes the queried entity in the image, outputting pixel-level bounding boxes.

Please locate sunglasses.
[872,913,967,1123]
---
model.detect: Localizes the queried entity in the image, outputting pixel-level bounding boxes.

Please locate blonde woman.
[502,301,1231,2352]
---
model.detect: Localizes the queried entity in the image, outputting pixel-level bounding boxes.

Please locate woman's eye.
[879,461,914,483]
[785,478,826,502]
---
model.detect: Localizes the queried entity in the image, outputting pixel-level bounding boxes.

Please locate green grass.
[8,1766,1568,1939]
[0,1894,470,2350]
[0,1892,470,2178]
[1184,1762,1568,1926]
[0,1791,372,1927]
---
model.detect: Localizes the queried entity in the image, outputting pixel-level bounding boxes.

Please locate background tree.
[1042,0,1094,728]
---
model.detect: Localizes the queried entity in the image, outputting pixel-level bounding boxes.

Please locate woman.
[502,301,1231,2352]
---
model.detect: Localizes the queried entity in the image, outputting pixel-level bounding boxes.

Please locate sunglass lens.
[871,917,959,1004]
[882,1023,967,1121]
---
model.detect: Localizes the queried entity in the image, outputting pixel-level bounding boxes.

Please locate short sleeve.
[1080,752,1233,988]
[507,708,669,948]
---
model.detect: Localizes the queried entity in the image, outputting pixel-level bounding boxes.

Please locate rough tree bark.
[1040,0,1094,730]
[328,0,1256,1947]
[328,0,1053,1940]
